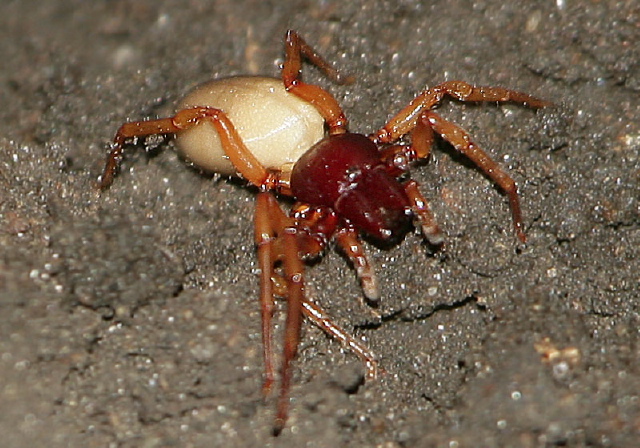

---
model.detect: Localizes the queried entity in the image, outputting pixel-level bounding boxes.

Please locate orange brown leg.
[292,204,382,308]
[254,193,279,398]
[335,227,379,302]
[372,80,551,144]
[255,192,381,434]
[282,29,351,135]
[275,231,305,434]
[378,109,527,242]
[255,192,305,435]
[404,180,444,245]
[423,110,527,242]
[301,299,379,380]
[372,82,549,243]
[99,106,273,190]
[378,120,443,245]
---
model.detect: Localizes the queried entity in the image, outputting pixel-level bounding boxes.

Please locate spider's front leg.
[421,111,527,242]
[255,193,380,434]
[377,121,444,246]
[372,82,550,243]
[291,203,380,302]
[372,80,551,143]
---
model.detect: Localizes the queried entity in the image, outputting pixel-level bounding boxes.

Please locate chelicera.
[99,30,550,434]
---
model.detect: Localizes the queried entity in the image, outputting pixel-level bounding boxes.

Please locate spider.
[99,30,550,434]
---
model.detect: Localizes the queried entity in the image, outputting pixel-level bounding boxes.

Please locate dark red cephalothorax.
[291,133,412,241]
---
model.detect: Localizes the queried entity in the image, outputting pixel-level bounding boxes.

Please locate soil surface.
[1,1,638,447]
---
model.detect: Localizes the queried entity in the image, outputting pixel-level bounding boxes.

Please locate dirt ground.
[0,1,638,447]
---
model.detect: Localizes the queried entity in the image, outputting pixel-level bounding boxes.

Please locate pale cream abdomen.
[175,76,325,175]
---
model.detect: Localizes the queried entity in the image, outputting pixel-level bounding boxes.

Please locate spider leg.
[377,122,443,245]
[372,81,547,243]
[301,298,379,380]
[422,110,527,243]
[275,229,305,435]
[255,192,305,435]
[282,30,350,135]
[254,192,279,397]
[256,194,380,434]
[284,254,380,379]
[378,113,435,174]
[100,106,275,190]
[404,180,444,245]
[372,80,550,144]
[283,30,354,86]
[335,227,379,302]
